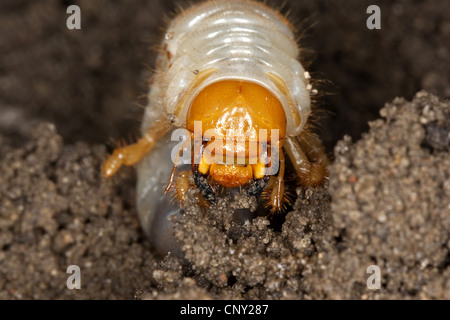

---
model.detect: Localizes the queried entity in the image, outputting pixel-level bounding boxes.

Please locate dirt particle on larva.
[165,32,174,40]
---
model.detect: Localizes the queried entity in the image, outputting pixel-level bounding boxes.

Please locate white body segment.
[137,0,311,250]
[142,0,310,136]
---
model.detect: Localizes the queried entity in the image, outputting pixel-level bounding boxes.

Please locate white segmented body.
[137,0,311,251]
[142,0,310,135]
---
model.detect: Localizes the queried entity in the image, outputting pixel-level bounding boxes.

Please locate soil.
[0,0,449,299]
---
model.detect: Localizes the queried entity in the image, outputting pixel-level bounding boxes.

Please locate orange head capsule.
[186,80,286,193]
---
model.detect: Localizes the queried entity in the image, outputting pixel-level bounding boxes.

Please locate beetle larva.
[103,0,329,251]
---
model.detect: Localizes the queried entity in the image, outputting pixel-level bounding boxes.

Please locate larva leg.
[175,170,192,202]
[267,147,286,212]
[284,134,329,187]
[102,119,171,177]
[164,136,191,194]
[191,143,216,203]
[176,170,210,207]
